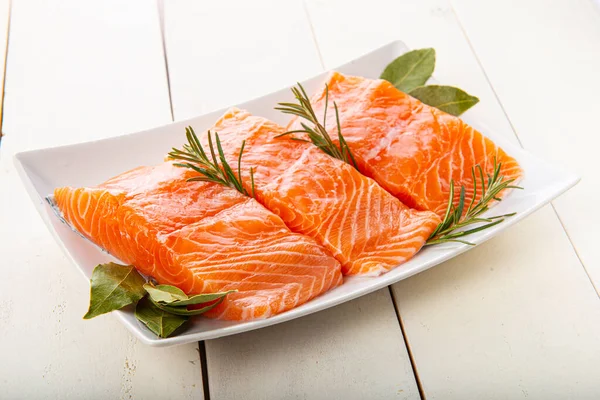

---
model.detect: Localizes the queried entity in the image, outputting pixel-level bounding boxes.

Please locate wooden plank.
[0,1,203,398]
[206,289,418,399]
[304,0,600,397]
[163,1,420,398]
[451,0,600,292]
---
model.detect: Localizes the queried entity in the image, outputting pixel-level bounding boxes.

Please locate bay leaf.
[144,282,235,307]
[84,263,146,319]
[135,296,189,338]
[409,85,479,116]
[148,296,226,316]
[174,290,236,307]
[380,48,435,92]
[143,283,188,304]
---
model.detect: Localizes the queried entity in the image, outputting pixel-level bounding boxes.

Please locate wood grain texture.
[0,1,202,398]
[163,1,420,398]
[451,0,600,293]
[304,0,600,398]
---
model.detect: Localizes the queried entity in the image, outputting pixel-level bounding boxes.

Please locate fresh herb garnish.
[143,284,188,303]
[83,263,146,319]
[135,297,189,338]
[84,263,235,338]
[147,297,226,317]
[409,85,479,117]
[144,283,234,316]
[168,126,256,197]
[380,48,479,116]
[426,159,522,245]
[275,83,359,171]
[380,48,436,92]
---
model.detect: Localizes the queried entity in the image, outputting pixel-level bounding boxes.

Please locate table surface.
[1,0,600,398]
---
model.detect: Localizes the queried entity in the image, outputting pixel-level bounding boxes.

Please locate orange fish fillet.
[202,108,441,276]
[290,72,523,218]
[53,162,342,320]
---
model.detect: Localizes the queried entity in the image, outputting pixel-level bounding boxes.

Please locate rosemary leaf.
[275,83,359,171]
[426,158,522,246]
[168,127,256,198]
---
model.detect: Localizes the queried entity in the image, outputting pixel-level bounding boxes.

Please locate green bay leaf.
[143,283,188,304]
[409,85,479,116]
[135,296,189,338]
[174,290,236,307]
[144,282,235,308]
[148,296,227,316]
[84,263,146,319]
[380,48,435,92]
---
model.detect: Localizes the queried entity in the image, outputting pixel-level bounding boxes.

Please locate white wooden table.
[1,0,599,398]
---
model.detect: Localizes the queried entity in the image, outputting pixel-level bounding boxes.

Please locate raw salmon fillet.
[53,162,342,320]
[202,108,441,276]
[289,72,523,218]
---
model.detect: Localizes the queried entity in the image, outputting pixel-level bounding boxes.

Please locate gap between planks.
[301,0,326,70]
[156,0,174,122]
[199,341,211,400]
[388,286,426,400]
[448,0,599,299]
[0,0,12,139]
[156,0,207,395]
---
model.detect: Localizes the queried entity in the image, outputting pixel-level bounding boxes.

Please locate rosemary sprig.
[275,83,359,171]
[426,159,522,245]
[168,126,255,197]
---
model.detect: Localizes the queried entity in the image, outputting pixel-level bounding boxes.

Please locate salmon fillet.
[289,72,523,218]
[202,108,441,276]
[53,162,342,320]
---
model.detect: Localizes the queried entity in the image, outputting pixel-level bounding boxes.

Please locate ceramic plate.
[14,41,579,347]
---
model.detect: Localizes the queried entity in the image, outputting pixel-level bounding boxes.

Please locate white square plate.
[14,41,579,347]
